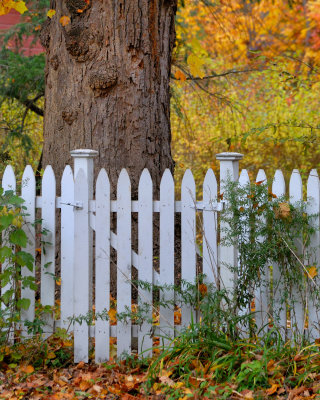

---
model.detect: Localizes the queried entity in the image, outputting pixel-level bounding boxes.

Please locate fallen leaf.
[199,283,208,296]
[60,16,71,26]
[159,375,175,386]
[20,365,34,374]
[266,383,278,395]
[47,9,56,18]
[307,266,317,279]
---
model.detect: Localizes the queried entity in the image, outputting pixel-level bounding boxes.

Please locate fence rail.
[1,150,320,363]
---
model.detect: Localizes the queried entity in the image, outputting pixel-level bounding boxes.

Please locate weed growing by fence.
[0,189,37,348]
[220,178,320,338]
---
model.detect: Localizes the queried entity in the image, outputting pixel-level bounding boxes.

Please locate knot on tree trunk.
[62,108,78,125]
[64,21,101,62]
[89,70,118,97]
[66,0,91,16]
[64,22,90,61]
[50,55,60,70]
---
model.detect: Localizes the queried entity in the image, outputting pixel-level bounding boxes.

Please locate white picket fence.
[1,150,320,363]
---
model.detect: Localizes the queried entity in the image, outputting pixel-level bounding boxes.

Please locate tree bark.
[41,0,176,195]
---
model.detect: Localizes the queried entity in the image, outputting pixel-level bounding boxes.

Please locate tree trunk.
[41,0,176,194]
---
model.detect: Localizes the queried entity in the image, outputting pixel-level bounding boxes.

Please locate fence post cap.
[216,152,243,161]
[70,149,99,158]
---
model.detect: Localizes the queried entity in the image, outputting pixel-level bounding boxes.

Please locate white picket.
[138,169,153,356]
[2,165,16,340]
[117,169,132,357]
[2,165,16,193]
[202,169,218,287]
[181,169,196,327]
[272,170,287,334]
[21,166,36,333]
[60,166,74,331]
[95,168,110,362]
[289,169,305,335]
[238,169,251,329]
[254,169,269,334]
[40,166,56,336]
[306,169,320,340]
[74,168,90,362]
[159,169,175,347]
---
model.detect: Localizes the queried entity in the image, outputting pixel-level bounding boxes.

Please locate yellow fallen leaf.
[47,9,56,18]
[108,308,117,324]
[60,15,71,26]
[47,352,56,359]
[308,266,317,279]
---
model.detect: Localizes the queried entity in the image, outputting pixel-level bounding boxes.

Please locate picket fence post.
[216,152,243,292]
[70,149,98,363]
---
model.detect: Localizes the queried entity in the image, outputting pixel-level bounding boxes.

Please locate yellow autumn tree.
[172,0,320,191]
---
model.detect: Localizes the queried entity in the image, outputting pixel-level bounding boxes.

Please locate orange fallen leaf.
[60,15,71,26]
[79,379,91,391]
[199,283,208,296]
[266,383,278,395]
[307,266,317,279]
[20,364,34,374]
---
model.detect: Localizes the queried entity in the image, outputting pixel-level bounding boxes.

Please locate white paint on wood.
[202,169,218,286]
[60,166,74,331]
[2,165,16,340]
[217,155,242,293]
[95,169,110,362]
[117,169,132,357]
[181,169,196,327]
[138,169,153,356]
[289,169,305,335]
[73,168,90,362]
[237,170,251,332]
[21,166,36,333]
[307,169,320,340]
[40,166,56,336]
[272,170,287,334]
[160,169,175,347]
[254,169,270,334]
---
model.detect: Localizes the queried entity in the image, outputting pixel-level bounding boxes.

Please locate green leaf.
[6,194,24,206]
[15,251,34,271]
[17,298,31,310]
[0,246,12,261]
[1,268,12,287]
[9,228,27,247]
[1,289,14,305]
[21,276,37,291]
[0,214,14,229]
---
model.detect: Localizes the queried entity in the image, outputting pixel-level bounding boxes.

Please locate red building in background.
[0,9,43,55]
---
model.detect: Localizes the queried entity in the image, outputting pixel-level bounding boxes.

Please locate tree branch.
[171,66,267,81]
[16,94,44,117]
